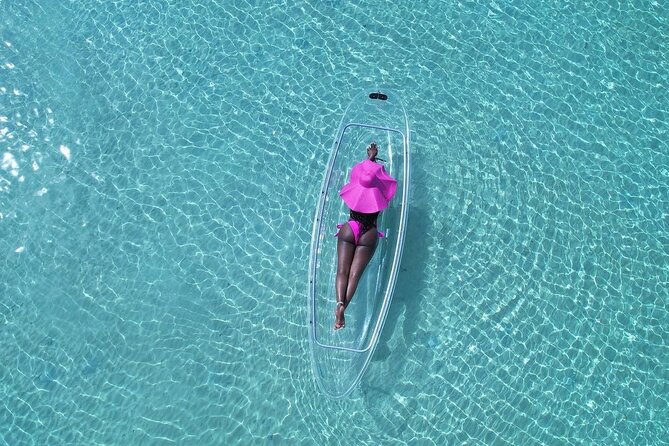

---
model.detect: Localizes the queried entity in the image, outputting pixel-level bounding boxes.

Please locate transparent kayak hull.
[307,90,410,398]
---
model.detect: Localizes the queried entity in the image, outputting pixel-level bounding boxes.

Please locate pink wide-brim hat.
[339,160,397,213]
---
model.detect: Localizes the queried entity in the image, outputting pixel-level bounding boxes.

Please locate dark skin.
[334,143,379,330]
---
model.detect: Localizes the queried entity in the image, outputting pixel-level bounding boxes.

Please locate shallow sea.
[1,0,667,444]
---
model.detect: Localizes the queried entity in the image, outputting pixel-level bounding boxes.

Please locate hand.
[367,144,378,161]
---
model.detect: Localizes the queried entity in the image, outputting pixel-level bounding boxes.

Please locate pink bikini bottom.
[335,220,385,246]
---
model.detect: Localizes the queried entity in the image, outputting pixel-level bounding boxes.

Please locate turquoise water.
[1,0,667,444]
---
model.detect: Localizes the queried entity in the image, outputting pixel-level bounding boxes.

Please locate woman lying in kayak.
[334,142,397,330]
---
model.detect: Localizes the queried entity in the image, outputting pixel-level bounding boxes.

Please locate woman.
[334,142,397,330]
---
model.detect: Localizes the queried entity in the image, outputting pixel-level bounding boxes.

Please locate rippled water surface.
[1,1,667,444]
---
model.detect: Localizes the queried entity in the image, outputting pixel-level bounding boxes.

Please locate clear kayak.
[307,90,411,398]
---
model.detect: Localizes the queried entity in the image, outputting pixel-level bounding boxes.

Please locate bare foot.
[334,302,345,330]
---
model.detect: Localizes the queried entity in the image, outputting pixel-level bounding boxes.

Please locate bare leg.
[334,224,356,329]
[344,228,378,307]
